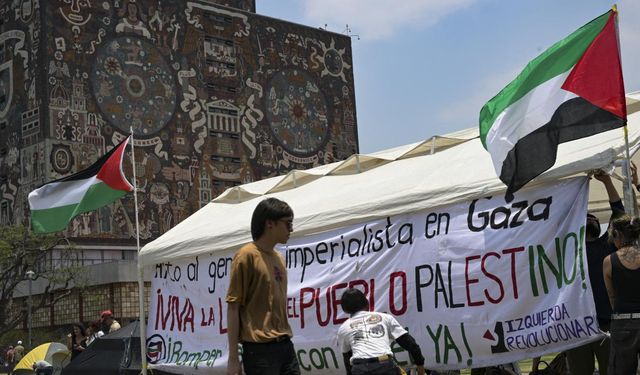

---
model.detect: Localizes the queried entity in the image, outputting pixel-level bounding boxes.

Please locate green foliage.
[0,225,86,338]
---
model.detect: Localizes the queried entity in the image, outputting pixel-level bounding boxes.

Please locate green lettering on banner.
[309,348,324,369]
[460,322,474,366]
[443,325,462,365]
[297,349,311,372]
[426,324,464,365]
[529,245,539,297]
[538,242,562,292]
[578,226,587,289]
[169,340,182,364]
[296,347,339,372]
[562,231,578,284]
[426,324,442,363]
[528,230,584,296]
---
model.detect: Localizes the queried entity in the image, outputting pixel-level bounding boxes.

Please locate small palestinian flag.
[28,138,133,233]
[479,9,626,201]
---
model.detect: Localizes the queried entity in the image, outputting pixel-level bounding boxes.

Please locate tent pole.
[130,127,148,375]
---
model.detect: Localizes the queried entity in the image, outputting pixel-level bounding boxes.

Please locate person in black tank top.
[603,213,640,374]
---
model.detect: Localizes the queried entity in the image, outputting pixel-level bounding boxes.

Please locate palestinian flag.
[28,138,133,233]
[479,9,626,201]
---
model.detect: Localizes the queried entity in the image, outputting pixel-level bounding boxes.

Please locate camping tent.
[60,321,171,375]
[13,342,69,375]
[139,92,640,266]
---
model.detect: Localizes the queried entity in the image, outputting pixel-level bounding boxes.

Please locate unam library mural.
[0,0,357,240]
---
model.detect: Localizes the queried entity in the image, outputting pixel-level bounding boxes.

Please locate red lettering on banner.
[465,255,484,307]
[318,287,332,327]
[482,252,505,304]
[298,278,376,329]
[389,271,407,315]
[200,306,215,327]
[502,247,524,299]
[287,297,299,318]
[154,290,195,332]
[300,288,315,329]
[218,298,227,334]
[331,282,348,325]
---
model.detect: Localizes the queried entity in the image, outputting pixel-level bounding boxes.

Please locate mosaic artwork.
[0,0,358,240]
[266,69,329,156]
[92,36,177,136]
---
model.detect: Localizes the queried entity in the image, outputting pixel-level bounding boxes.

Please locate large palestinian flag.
[479,9,626,201]
[28,138,133,233]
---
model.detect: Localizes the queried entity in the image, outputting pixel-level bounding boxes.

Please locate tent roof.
[14,342,69,373]
[139,93,640,266]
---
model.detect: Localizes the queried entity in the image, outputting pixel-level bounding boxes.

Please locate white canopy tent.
[139,93,640,267]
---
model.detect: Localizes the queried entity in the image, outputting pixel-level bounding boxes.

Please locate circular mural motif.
[324,49,344,76]
[265,70,329,156]
[91,36,176,136]
[51,144,74,174]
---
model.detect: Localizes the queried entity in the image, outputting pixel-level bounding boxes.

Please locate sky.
[256,0,640,153]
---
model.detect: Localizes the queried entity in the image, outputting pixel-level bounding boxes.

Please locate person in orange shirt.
[226,198,299,375]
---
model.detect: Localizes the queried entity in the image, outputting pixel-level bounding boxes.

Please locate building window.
[0,200,8,225]
[205,14,232,24]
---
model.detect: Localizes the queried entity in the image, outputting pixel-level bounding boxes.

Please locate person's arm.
[603,255,615,309]
[227,302,241,375]
[594,172,621,203]
[531,356,541,372]
[632,162,640,192]
[225,251,245,375]
[395,333,426,375]
[342,351,352,375]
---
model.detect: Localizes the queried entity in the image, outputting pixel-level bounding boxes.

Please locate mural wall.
[0,0,357,240]
[0,0,42,227]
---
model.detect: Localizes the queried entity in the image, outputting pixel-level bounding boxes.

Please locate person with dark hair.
[5,346,14,374]
[603,213,640,374]
[67,322,87,361]
[337,288,427,375]
[226,198,299,375]
[565,171,625,375]
[86,320,105,346]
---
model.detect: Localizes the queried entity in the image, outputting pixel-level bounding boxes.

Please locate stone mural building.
[1,0,357,328]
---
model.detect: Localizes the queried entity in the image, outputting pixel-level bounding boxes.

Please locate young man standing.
[337,288,427,375]
[226,198,300,375]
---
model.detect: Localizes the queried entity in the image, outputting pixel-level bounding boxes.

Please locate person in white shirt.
[100,310,121,333]
[336,288,427,375]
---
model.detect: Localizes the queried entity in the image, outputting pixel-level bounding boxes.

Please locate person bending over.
[337,288,427,375]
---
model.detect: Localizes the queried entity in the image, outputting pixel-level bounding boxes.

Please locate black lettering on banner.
[155,262,182,281]
[415,264,433,312]
[208,257,232,294]
[425,212,450,239]
[187,257,199,281]
[467,196,553,232]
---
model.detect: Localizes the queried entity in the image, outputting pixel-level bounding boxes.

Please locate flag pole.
[613,5,637,216]
[622,125,637,216]
[130,127,148,375]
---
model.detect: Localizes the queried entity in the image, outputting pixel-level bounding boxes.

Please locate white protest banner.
[146,177,598,373]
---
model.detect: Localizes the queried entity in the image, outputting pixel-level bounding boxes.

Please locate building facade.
[1,0,357,328]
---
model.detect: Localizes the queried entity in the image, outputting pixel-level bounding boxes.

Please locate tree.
[0,225,86,337]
